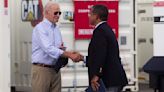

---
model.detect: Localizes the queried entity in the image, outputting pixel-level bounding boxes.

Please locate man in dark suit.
[75,5,128,92]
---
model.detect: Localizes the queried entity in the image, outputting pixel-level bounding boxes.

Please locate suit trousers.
[106,86,123,92]
[31,65,61,92]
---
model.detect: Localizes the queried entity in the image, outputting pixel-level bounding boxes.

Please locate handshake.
[68,51,84,63]
[60,46,84,63]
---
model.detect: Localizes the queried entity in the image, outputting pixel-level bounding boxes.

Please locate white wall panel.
[0,0,10,92]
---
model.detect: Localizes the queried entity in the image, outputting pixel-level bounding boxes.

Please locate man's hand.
[70,51,84,62]
[61,51,84,62]
[91,75,100,92]
[70,53,82,62]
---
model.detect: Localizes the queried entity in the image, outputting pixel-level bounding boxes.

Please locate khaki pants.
[31,65,61,92]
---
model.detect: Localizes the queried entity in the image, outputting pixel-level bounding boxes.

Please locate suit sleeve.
[90,30,107,78]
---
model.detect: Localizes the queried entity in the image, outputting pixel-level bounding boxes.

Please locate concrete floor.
[15,83,155,92]
[138,83,153,92]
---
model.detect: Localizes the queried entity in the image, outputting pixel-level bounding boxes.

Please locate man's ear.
[45,10,50,15]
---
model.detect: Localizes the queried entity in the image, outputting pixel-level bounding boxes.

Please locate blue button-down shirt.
[32,18,64,65]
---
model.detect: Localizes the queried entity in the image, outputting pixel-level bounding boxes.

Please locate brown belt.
[33,63,55,68]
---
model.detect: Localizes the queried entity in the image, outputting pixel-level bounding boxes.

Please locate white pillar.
[0,0,11,92]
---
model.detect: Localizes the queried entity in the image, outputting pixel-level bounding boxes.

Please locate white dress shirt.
[32,18,64,65]
[95,21,106,29]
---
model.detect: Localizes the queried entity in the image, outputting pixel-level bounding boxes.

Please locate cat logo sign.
[21,0,43,21]
[26,11,34,20]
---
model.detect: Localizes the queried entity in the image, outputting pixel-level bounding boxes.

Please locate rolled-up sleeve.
[35,27,64,59]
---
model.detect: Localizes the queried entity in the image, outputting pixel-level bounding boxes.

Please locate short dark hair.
[91,5,109,21]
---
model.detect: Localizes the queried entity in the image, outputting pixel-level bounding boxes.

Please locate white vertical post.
[0,0,11,92]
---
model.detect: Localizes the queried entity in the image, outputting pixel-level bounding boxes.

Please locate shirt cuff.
[58,49,64,58]
[84,56,86,63]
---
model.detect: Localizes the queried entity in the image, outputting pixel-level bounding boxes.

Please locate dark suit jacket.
[86,22,128,88]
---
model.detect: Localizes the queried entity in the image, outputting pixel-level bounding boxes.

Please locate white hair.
[44,1,59,15]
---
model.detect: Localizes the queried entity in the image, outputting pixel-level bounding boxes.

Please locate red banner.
[154,1,164,7]
[74,1,119,40]
[4,0,8,8]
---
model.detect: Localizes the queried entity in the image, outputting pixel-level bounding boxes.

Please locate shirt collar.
[95,21,106,29]
[43,18,56,28]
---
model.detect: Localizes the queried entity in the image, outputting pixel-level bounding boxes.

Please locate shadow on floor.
[139,83,153,92]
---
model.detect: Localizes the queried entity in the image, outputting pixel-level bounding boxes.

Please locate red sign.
[30,0,44,27]
[74,1,119,40]
[4,0,8,8]
[154,1,164,7]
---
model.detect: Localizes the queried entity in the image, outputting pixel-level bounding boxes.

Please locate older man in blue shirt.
[31,1,80,92]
